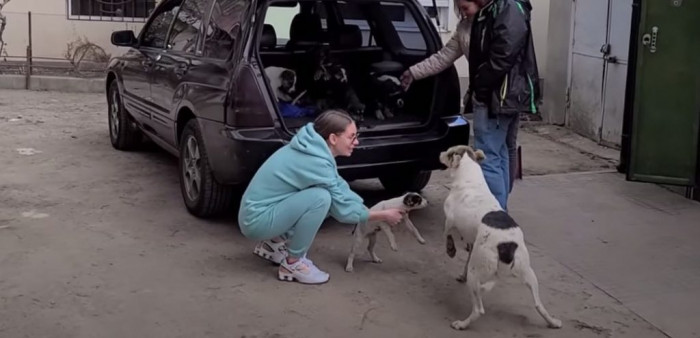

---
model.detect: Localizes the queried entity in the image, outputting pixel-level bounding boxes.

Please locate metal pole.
[25,11,32,89]
[25,45,29,89]
[28,11,32,75]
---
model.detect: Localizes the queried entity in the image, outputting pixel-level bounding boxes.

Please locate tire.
[379,170,432,194]
[179,119,237,218]
[107,81,142,150]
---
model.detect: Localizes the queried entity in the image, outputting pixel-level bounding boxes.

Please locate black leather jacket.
[468,0,540,118]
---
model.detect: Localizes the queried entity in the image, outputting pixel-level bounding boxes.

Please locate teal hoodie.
[238,123,370,229]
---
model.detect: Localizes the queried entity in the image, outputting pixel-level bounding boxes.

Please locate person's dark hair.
[454,0,465,19]
[313,109,355,140]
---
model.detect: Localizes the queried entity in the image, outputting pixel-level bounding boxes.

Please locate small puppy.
[345,192,428,272]
[264,66,297,102]
[308,46,366,119]
[369,73,405,120]
[440,145,562,330]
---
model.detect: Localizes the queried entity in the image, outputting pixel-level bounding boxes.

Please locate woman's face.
[458,0,480,18]
[328,122,359,157]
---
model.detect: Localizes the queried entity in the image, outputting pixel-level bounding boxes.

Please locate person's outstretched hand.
[382,208,406,226]
[400,70,414,91]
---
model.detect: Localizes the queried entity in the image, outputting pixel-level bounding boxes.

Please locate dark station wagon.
[105,0,469,217]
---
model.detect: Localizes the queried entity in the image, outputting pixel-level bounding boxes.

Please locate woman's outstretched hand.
[382,208,407,226]
[400,70,414,91]
[368,208,406,226]
[384,208,406,225]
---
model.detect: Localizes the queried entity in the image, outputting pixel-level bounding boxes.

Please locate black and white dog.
[264,66,298,103]
[306,46,366,119]
[345,192,428,272]
[440,145,562,330]
[369,73,405,120]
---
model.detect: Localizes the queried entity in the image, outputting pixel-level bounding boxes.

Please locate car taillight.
[226,65,275,128]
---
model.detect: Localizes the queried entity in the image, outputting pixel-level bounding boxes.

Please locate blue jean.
[240,187,332,257]
[472,100,518,210]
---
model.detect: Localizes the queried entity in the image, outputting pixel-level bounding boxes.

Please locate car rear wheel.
[379,170,432,194]
[107,81,141,150]
[179,119,236,218]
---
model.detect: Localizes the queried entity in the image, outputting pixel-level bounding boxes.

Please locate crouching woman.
[238,110,405,285]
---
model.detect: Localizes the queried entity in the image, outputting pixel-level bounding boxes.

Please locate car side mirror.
[111,30,137,47]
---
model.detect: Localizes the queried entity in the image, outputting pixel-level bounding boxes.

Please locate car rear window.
[263,0,427,51]
[332,1,427,51]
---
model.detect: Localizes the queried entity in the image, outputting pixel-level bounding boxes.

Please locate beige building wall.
[1,0,146,59]
[2,0,549,76]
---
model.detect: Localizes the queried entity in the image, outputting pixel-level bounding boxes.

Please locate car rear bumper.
[204,115,470,185]
[336,116,470,180]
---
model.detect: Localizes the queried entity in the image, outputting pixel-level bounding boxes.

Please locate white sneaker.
[253,240,288,265]
[279,257,330,284]
[300,256,327,276]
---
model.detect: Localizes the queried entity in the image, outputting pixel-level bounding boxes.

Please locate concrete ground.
[0,89,695,337]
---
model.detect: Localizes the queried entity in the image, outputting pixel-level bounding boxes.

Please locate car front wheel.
[107,81,141,150]
[379,170,432,194]
[179,119,236,218]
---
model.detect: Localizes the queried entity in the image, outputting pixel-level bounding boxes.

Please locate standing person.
[400,0,523,201]
[467,0,539,210]
[238,109,405,285]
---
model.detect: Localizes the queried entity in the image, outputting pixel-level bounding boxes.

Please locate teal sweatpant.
[241,187,332,257]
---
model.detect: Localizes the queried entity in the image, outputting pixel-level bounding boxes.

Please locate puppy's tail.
[497,242,518,266]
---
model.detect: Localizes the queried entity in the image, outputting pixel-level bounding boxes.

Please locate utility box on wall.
[621,0,700,200]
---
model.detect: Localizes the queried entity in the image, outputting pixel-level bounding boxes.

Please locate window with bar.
[67,0,158,22]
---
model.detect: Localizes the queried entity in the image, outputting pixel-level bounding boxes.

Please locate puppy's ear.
[474,149,486,163]
[402,194,414,207]
[439,150,450,167]
[410,194,422,206]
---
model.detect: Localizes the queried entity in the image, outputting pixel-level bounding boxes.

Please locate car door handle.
[141,54,161,69]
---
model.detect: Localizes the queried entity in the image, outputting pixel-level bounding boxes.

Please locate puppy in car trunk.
[369,72,406,121]
[305,46,366,120]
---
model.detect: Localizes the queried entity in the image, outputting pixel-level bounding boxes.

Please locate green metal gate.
[624,0,700,189]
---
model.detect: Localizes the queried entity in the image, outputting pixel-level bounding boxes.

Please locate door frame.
[618,0,642,174]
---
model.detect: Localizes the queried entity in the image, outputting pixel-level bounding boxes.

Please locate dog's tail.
[497,242,518,266]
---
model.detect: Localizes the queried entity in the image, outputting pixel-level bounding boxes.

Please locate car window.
[263,4,300,46]
[264,3,329,47]
[167,0,210,53]
[383,2,426,51]
[330,2,375,46]
[202,0,249,59]
[327,1,427,50]
[141,1,183,48]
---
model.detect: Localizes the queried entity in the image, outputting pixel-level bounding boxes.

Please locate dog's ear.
[462,146,485,164]
[442,145,471,168]
[280,70,295,82]
[474,149,486,163]
[402,194,413,207]
[439,150,450,167]
[440,148,462,168]
[403,193,422,207]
